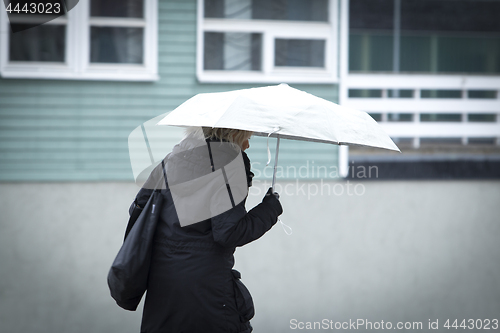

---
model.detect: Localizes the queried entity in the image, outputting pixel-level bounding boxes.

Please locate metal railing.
[343,74,500,148]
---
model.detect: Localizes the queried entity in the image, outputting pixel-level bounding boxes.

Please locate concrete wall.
[1,180,499,332]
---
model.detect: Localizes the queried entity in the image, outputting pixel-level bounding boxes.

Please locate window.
[0,0,158,81]
[198,0,338,83]
[349,0,500,74]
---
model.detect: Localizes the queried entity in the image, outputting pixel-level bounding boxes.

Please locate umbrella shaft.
[272,136,280,192]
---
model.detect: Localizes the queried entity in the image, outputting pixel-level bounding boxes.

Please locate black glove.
[263,187,280,201]
[262,187,282,216]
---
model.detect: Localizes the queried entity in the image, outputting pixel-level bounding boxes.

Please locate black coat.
[133,143,282,333]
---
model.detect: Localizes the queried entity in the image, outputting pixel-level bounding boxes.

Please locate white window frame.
[197,0,339,84]
[0,0,158,81]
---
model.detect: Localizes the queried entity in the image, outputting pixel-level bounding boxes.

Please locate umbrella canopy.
[157,83,400,152]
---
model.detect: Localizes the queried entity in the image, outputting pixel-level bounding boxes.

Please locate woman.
[133,127,283,333]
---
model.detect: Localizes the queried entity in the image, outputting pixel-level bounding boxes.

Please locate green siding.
[0,0,339,182]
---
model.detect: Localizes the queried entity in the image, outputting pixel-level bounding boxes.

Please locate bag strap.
[206,139,236,208]
[161,159,169,190]
[124,160,168,241]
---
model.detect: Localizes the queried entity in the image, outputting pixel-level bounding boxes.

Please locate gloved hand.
[263,187,280,201]
[262,187,283,216]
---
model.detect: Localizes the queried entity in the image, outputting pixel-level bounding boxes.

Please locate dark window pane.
[388,89,413,98]
[392,138,414,145]
[204,0,251,19]
[368,34,393,71]
[91,0,144,18]
[401,0,500,32]
[204,32,224,70]
[204,32,262,71]
[253,0,328,21]
[349,0,500,74]
[205,0,328,21]
[348,34,363,71]
[349,33,393,71]
[9,24,65,62]
[400,35,432,72]
[437,36,500,73]
[350,0,394,30]
[420,137,462,145]
[369,113,382,121]
[468,114,496,122]
[349,89,382,98]
[204,0,225,18]
[468,138,496,145]
[90,27,143,64]
[275,39,325,67]
[350,32,500,73]
[421,90,461,98]
[420,114,462,122]
[468,90,497,99]
[388,113,413,122]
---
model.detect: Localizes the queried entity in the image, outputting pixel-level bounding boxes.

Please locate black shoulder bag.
[107,161,168,311]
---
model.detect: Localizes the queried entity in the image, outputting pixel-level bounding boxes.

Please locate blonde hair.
[183,127,252,149]
[202,127,252,149]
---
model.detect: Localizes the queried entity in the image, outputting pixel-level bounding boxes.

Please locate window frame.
[0,0,158,81]
[197,0,339,84]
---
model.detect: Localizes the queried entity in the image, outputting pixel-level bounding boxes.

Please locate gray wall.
[1,180,499,332]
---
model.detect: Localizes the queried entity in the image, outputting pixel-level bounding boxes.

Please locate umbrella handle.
[271,135,280,192]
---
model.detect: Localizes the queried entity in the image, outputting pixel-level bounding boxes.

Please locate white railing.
[343,74,500,148]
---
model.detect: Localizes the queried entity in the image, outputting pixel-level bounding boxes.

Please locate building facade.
[0,0,343,182]
[1,2,499,332]
[2,0,499,182]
